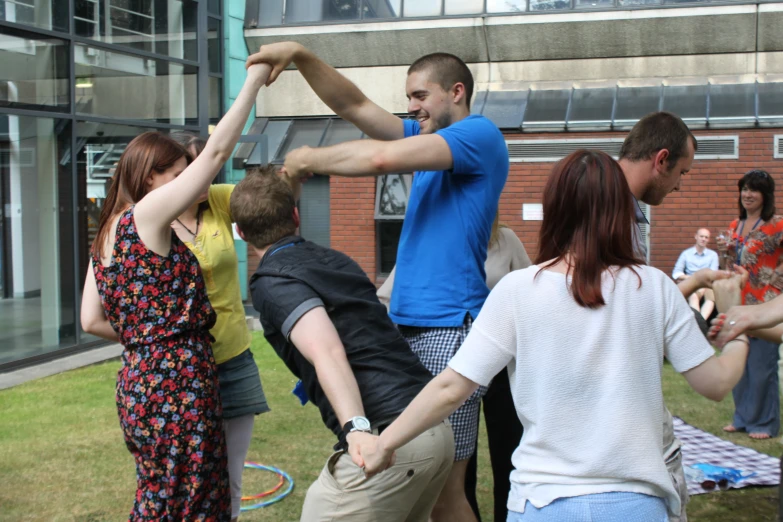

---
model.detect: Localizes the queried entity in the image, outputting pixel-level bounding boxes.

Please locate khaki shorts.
[300,421,455,522]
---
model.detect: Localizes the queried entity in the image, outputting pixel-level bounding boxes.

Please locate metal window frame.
[245,0,780,28]
[0,0,216,370]
[374,173,413,220]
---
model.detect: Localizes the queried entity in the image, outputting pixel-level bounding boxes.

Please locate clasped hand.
[346,431,396,478]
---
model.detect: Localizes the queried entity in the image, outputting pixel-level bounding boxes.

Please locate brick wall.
[246,128,783,289]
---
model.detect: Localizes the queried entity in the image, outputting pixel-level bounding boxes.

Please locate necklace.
[735,216,763,263]
[175,209,200,238]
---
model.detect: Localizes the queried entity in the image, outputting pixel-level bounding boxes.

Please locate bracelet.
[726,337,750,348]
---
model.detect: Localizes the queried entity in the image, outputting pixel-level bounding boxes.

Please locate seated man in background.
[231,168,453,522]
[673,228,720,320]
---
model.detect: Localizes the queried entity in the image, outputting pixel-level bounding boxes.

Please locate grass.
[0,333,778,521]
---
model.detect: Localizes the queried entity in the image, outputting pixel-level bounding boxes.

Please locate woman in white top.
[359,150,751,522]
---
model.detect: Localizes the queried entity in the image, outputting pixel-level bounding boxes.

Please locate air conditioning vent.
[506,139,624,162]
[775,135,783,159]
[694,136,738,160]
[506,136,739,162]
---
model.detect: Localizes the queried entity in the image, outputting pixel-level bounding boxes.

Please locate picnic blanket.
[674,416,781,495]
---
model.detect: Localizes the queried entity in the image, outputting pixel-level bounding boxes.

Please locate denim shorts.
[507,492,669,522]
[216,348,270,419]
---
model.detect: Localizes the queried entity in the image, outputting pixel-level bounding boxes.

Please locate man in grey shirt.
[618,112,709,522]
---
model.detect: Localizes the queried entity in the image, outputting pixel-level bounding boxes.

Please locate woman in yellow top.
[170,133,269,522]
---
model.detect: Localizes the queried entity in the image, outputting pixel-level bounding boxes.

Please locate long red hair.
[91,132,190,256]
[535,150,644,308]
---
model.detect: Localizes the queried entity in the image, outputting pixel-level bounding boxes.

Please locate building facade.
[240,0,783,286]
[0,0,252,369]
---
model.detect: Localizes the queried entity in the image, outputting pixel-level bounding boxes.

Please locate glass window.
[377,221,403,274]
[261,120,292,163]
[523,89,570,130]
[0,29,69,112]
[445,0,484,15]
[74,44,198,125]
[75,0,199,62]
[662,84,708,126]
[708,83,755,125]
[321,120,363,147]
[75,121,156,345]
[285,0,361,23]
[613,85,661,127]
[487,0,527,12]
[481,90,527,130]
[404,0,442,16]
[258,0,284,26]
[758,82,783,125]
[208,17,221,75]
[209,76,222,124]
[298,175,330,247]
[567,88,615,129]
[619,0,661,5]
[0,115,76,366]
[530,0,570,11]
[363,0,401,18]
[375,174,412,219]
[208,0,220,15]
[471,91,487,114]
[0,0,68,33]
[575,0,613,6]
[274,119,329,162]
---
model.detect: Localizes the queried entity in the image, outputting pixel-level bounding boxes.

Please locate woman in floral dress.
[722,169,783,440]
[80,63,271,520]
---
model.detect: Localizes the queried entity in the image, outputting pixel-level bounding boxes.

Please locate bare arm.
[133,64,271,254]
[681,337,749,401]
[677,268,731,299]
[80,263,119,343]
[288,306,376,464]
[283,134,452,179]
[362,367,478,476]
[246,42,403,141]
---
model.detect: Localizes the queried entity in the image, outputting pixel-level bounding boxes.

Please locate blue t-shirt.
[389,115,509,327]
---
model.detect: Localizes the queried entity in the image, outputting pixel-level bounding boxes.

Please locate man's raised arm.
[247,42,404,141]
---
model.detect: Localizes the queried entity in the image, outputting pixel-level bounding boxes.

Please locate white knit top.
[448,265,715,515]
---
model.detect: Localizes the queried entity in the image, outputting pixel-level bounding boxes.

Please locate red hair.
[535,150,644,308]
[91,132,190,256]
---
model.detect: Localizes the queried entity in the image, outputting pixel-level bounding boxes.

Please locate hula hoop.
[240,462,295,511]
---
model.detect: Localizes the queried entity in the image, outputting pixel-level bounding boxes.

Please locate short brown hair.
[230,166,297,248]
[408,53,474,109]
[619,112,697,169]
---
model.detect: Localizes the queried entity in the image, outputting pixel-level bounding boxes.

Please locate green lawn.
[0,334,779,521]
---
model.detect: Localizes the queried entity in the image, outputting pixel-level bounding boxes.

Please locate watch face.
[353,417,371,431]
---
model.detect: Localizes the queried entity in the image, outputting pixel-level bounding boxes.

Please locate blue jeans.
[507,492,669,522]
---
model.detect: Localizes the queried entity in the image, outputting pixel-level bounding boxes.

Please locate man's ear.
[293,207,301,229]
[234,223,246,242]
[451,82,466,106]
[653,149,670,173]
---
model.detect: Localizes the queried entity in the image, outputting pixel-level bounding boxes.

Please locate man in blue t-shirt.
[248,43,508,522]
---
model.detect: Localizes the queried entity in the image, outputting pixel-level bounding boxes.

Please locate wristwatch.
[343,416,372,434]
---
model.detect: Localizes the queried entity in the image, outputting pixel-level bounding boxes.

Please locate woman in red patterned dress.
[80,64,271,520]
[722,169,782,440]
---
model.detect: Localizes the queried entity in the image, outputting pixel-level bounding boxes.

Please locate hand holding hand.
[358,435,396,478]
[346,431,377,469]
[283,147,314,179]
[245,42,304,86]
[711,266,748,313]
[246,63,273,86]
[709,307,754,348]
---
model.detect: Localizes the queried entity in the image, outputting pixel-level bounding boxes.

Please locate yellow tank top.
[183,184,250,364]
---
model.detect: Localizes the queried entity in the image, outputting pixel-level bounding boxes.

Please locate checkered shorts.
[399,315,487,461]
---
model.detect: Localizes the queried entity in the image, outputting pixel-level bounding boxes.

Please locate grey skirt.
[217,348,270,419]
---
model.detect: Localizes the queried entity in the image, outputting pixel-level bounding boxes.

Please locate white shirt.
[448,265,715,515]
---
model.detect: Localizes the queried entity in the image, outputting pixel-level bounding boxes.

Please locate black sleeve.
[251,275,324,339]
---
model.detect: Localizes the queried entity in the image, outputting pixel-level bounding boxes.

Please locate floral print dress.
[729,215,783,304]
[92,208,230,521]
